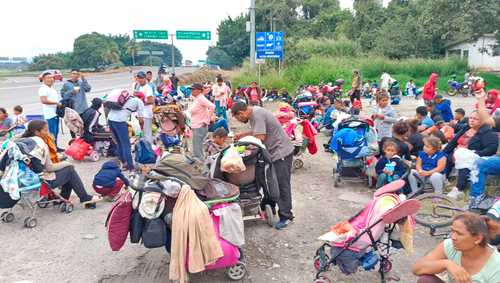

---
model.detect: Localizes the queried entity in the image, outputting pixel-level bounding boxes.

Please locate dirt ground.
[0,95,480,283]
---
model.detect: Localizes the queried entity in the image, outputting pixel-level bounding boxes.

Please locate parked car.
[38,70,63,82]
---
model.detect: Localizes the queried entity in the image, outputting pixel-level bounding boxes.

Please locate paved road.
[0,67,198,115]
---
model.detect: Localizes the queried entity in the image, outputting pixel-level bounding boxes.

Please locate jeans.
[456,168,470,191]
[143,118,153,144]
[208,119,229,132]
[273,153,294,221]
[48,166,91,203]
[47,116,59,146]
[109,120,134,170]
[215,101,228,121]
[408,169,445,194]
[375,173,401,189]
[192,126,208,161]
[470,156,500,197]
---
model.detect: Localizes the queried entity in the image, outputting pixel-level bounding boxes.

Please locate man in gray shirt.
[61,69,91,114]
[232,102,295,229]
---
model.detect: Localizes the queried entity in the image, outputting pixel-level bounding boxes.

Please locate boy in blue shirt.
[433,94,453,122]
[93,159,130,201]
[408,136,447,194]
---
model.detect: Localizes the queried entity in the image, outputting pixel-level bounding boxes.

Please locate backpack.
[134,139,157,164]
[105,190,133,251]
[104,89,131,110]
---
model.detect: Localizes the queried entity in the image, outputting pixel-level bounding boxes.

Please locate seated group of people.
[373,89,499,211]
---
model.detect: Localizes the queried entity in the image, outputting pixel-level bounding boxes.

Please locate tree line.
[208,0,499,69]
[30,32,183,71]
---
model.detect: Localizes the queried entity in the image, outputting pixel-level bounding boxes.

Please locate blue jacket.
[375,156,406,177]
[93,160,129,187]
[435,99,453,122]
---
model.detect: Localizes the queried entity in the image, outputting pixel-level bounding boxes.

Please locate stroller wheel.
[59,202,67,213]
[333,173,340,187]
[37,197,49,208]
[313,255,330,272]
[64,203,74,214]
[314,275,332,283]
[89,151,100,162]
[293,159,304,170]
[265,204,276,227]
[380,258,392,273]
[226,261,247,281]
[24,217,37,228]
[2,212,15,223]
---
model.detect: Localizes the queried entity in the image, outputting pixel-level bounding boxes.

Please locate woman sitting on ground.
[412,212,500,283]
[22,120,101,208]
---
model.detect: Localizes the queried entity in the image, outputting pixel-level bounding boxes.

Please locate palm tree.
[127,40,138,66]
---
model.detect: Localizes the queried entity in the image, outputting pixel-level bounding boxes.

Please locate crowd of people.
[1,66,499,282]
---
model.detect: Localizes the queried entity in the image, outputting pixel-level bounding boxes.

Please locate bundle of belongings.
[105,153,245,283]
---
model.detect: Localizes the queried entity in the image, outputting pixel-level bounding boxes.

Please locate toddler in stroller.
[314,180,421,283]
[154,104,187,153]
[329,118,379,187]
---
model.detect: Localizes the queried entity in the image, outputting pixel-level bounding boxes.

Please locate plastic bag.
[221,145,246,173]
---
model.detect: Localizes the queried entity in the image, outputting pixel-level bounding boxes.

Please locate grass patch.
[232,56,500,93]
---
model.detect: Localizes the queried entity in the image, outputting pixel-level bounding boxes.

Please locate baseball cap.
[189,83,203,90]
[136,71,146,79]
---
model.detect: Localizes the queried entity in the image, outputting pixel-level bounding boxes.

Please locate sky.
[0,0,388,62]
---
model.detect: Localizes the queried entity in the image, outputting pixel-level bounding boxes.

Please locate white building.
[445,34,500,71]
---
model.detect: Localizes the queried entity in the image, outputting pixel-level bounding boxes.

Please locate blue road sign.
[256,31,284,59]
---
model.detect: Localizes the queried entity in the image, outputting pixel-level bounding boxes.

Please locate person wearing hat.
[231,101,295,230]
[433,94,453,122]
[38,70,63,149]
[107,89,145,171]
[189,83,215,161]
[133,71,155,144]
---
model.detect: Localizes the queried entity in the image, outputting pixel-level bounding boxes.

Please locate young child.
[408,136,447,194]
[375,141,406,189]
[405,80,416,97]
[12,105,27,135]
[204,127,228,159]
[433,94,453,122]
[372,93,398,141]
[93,159,130,201]
[451,108,468,133]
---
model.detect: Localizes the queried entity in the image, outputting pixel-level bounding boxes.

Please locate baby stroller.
[329,118,379,187]
[210,138,279,227]
[127,165,247,281]
[313,180,421,283]
[389,81,401,105]
[0,139,73,228]
[153,104,188,154]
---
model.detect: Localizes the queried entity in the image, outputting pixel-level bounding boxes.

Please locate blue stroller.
[329,119,379,187]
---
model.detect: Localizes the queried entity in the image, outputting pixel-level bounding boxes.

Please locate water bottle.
[360,251,379,271]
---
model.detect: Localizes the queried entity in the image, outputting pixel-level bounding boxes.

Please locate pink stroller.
[313,180,421,283]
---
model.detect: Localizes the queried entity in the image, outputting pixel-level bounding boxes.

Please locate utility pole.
[170,34,175,74]
[250,0,256,70]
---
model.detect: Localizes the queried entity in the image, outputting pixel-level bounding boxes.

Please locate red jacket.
[301,120,317,155]
[423,73,438,101]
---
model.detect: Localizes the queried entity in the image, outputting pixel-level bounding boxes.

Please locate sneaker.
[56,147,65,153]
[275,218,293,230]
[446,187,464,200]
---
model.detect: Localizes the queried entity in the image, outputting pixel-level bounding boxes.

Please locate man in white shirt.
[38,71,62,149]
[107,90,145,171]
[134,71,155,143]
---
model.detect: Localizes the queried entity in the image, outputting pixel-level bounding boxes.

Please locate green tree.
[350,0,387,51]
[109,34,133,66]
[214,14,249,66]
[206,47,234,69]
[72,32,120,68]
[30,53,66,71]
[298,0,339,20]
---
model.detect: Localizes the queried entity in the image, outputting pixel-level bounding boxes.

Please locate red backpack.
[104,89,131,110]
[105,190,132,251]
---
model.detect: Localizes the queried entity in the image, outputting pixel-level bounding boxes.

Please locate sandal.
[82,195,103,205]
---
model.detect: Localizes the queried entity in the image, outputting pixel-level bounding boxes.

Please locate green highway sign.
[176,30,211,40]
[133,30,168,40]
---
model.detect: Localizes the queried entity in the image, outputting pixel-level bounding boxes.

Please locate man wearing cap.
[107,89,145,171]
[60,69,91,114]
[189,83,215,160]
[231,101,295,230]
[134,71,155,143]
[38,71,62,148]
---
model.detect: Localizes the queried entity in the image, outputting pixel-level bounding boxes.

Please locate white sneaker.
[447,187,464,200]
